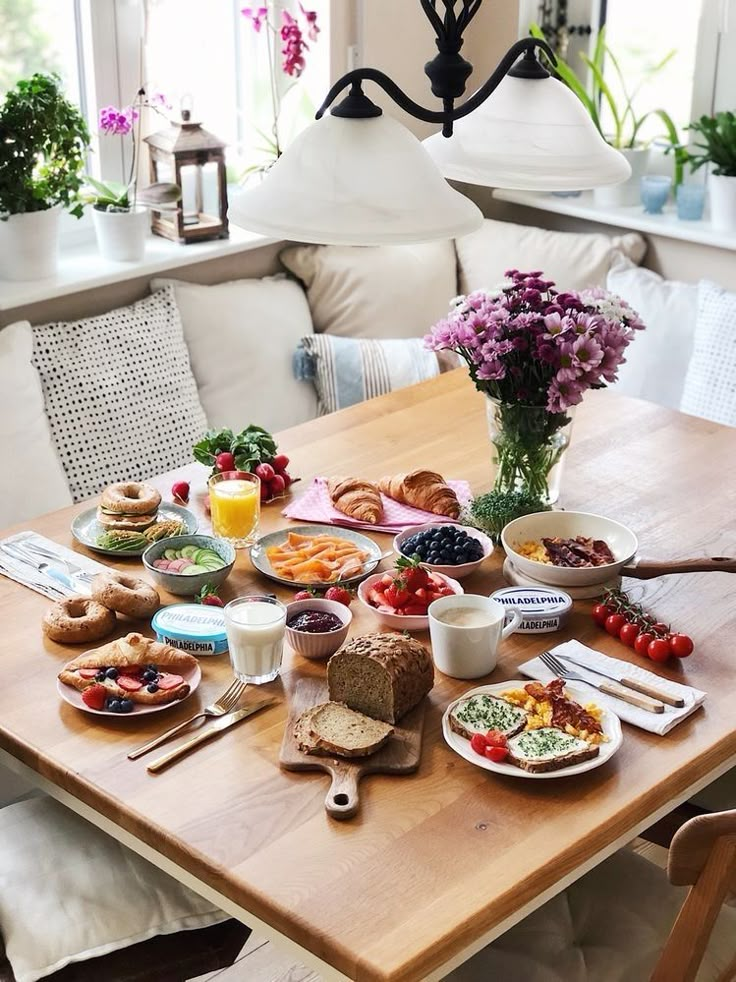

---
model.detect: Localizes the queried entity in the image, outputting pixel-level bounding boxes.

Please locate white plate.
[72,502,198,556]
[250,524,383,587]
[57,660,201,717]
[442,680,623,779]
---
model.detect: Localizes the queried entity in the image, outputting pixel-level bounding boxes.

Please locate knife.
[0,558,68,599]
[146,699,275,773]
[558,653,685,708]
[0,543,75,593]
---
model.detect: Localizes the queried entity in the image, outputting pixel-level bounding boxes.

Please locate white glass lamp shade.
[424,73,632,191]
[228,111,483,245]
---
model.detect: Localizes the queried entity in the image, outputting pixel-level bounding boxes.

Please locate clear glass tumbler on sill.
[676,183,706,221]
[640,175,672,214]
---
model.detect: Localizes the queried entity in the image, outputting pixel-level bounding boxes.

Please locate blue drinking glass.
[640,175,672,214]
[676,183,706,221]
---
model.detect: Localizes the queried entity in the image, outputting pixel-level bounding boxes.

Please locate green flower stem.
[489,402,572,502]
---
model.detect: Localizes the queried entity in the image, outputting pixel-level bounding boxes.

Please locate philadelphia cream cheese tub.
[152,604,228,656]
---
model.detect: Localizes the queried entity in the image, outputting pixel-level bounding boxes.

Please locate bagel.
[96,508,157,532]
[100,482,161,516]
[90,572,160,619]
[42,598,117,644]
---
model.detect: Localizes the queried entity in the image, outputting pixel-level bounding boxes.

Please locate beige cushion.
[456,218,646,294]
[446,848,735,982]
[151,275,317,431]
[0,321,72,526]
[279,241,457,339]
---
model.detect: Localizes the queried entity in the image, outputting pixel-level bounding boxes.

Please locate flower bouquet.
[425,270,645,502]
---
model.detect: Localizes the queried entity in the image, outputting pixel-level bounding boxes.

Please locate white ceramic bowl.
[501,511,639,587]
[357,570,464,631]
[285,598,352,660]
[393,523,493,580]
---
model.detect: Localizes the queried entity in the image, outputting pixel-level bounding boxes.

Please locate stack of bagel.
[97,482,162,532]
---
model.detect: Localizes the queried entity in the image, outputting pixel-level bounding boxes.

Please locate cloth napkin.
[519,639,707,736]
[0,531,111,600]
[282,477,473,533]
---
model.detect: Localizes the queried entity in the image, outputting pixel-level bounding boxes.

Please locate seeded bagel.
[100,482,161,516]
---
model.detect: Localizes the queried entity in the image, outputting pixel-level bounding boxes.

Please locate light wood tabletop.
[1,370,735,982]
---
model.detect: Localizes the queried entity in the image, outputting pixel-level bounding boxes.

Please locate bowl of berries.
[393,523,493,580]
[358,555,463,631]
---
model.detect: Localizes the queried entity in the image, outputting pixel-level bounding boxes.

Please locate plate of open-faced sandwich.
[57,632,201,716]
[442,678,622,779]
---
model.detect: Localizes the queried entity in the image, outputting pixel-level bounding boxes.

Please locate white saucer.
[502,557,621,600]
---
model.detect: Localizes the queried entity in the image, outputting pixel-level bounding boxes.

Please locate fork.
[127,678,247,759]
[20,541,95,583]
[539,651,664,714]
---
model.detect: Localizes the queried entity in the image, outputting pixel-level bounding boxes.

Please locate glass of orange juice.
[208,472,260,548]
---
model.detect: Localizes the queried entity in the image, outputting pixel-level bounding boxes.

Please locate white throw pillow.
[151,274,317,430]
[681,280,736,426]
[0,796,226,982]
[0,321,72,526]
[279,240,457,339]
[607,259,698,410]
[456,218,646,293]
[32,287,208,502]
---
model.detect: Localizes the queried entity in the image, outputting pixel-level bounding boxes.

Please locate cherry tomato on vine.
[647,638,672,663]
[619,622,640,648]
[669,634,694,658]
[652,622,669,636]
[634,632,655,656]
[605,613,626,637]
[592,603,611,627]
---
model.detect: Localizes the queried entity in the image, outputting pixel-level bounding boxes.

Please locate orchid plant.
[241,2,320,173]
[83,87,180,213]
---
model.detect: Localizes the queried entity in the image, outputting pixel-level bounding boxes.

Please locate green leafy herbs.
[193,425,278,474]
[463,489,550,543]
[683,112,736,178]
[0,73,90,217]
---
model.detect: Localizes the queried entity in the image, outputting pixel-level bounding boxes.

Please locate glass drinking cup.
[224,595,287,685]
[208,471,260,548]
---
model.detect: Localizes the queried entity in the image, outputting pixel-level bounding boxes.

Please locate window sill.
[0,226,279,313]
[492,189,736,252]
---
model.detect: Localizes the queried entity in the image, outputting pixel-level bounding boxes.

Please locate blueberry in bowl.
[393,523,493,580]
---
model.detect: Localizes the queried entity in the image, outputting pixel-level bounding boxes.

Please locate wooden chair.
[447,808,736,982]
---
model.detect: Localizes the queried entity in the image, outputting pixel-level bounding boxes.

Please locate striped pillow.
[296,335,441,415]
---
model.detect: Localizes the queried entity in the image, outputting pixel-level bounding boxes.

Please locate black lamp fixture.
[229,0,630,245]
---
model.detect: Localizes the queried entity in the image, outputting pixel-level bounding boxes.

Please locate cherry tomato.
[605,613,626,637]
[647,638,672,663]
[470,733,489,757]
[619,622,640,648]
[669,634,694,658]
[652,622,669,636]
[592,603,611,627]
[484,729,508,749]
[634,632,655,656]
[484,745,509,763]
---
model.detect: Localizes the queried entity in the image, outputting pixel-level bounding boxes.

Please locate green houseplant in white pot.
[0,73,89,280]
[683,112,736,231]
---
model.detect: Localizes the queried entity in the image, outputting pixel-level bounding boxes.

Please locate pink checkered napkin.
[282,477,473,533]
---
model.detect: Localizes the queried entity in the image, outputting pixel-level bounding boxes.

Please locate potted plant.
[0,73,89,280]
[84,88,180,262]
[682,112,736,231]
[530,25,682,206]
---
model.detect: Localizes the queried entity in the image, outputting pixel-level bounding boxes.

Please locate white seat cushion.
[0,321,72,526]
[680,280,736,426]
[32,287,208,502]
[456,218,646,293]
[0,796,226,982]
[151,274,317,430]
[607,259,698,410]
[446,849,735,982]
[279,240,457,339]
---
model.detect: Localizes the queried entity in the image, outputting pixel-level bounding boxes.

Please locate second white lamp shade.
[424,73,632,191]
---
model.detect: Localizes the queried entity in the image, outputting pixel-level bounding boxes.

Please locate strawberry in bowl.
[358,556,463,631]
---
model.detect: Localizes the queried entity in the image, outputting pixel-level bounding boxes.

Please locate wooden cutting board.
[279,677,426,820]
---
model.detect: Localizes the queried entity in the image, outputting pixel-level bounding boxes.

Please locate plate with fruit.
[73,502,198,557]
[357,555,463,630]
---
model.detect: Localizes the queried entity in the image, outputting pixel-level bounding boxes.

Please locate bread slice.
[295,702,394,758]
[506,727,599,773]
[449,694,528,741]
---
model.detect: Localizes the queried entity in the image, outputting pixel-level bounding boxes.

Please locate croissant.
[378,469,460,519]
[328,477,383,525]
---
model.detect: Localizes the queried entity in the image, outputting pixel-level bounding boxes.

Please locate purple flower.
[242,6,268,31]
[547,378,585,413]
[99,105,137,136]
[299,3,320,41]
[572,334,604,370]
[150,91,171,109]
[281,10,307,77]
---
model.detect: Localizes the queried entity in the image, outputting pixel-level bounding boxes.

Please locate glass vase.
[486,399,575,505]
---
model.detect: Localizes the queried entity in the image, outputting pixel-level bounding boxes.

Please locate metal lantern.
[145,110,229,243]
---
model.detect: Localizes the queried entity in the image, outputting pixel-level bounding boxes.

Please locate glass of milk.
[224,596,287,684]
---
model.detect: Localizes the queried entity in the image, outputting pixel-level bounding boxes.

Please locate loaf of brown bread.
[327,633,433,724]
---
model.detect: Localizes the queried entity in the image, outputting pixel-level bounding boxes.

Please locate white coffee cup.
[428,594,522,679]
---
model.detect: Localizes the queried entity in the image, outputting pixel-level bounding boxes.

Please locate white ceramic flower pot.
[92,205,149,262]
[708,173,736,232]
[0,206,61,281]
[593,147,651,208]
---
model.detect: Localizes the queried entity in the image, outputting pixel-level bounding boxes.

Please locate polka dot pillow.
[680,280,736,427]
[32,287,208,502]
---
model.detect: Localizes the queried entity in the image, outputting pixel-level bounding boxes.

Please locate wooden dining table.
[1,369,735,982]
